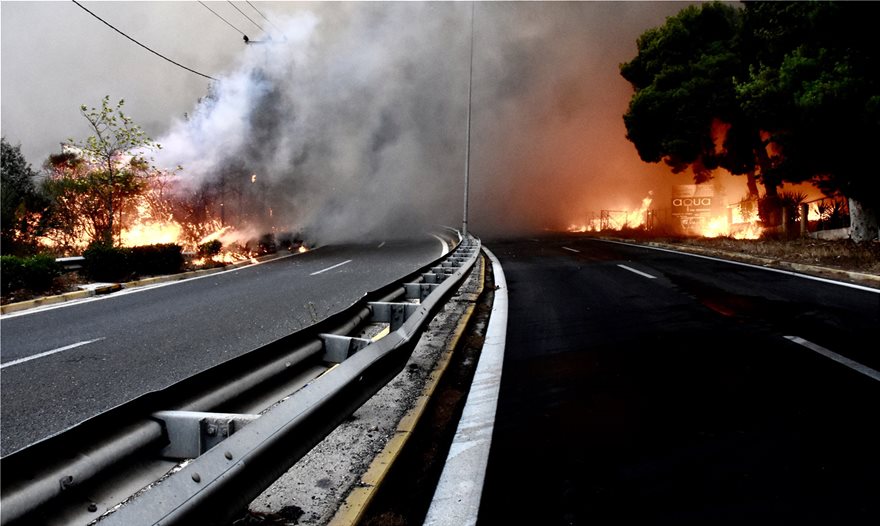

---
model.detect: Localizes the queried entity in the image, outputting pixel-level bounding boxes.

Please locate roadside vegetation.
[621,1,879,242]
[1,98,277,306]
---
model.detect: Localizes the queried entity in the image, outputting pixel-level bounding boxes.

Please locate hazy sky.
[1,1,711,238]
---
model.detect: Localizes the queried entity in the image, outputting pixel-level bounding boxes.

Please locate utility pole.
[462,1,475,238]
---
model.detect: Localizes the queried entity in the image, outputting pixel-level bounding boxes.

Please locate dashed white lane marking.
[784,335,880,382]
[562,246,580,253]
[310,260,352,276]
[617,264,657,279]
[1,338,106,369]
[377,241,386,248]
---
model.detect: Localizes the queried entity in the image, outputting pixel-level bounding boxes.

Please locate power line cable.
[71,0,216,81]
[197,0,249,41]
[227,1,265,33]
[246,1,283,33]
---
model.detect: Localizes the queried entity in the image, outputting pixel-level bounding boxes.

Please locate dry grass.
[675,238,880,274]
[614,230,880,275]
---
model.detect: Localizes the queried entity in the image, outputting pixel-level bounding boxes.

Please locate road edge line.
[326,253,486,526]
[423,246,508,526]
[599,238,880,293]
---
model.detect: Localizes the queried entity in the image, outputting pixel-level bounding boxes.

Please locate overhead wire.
[246,1,283,34]
[227,1,265,33]
[197,0,249,41]
[71,0,216,81]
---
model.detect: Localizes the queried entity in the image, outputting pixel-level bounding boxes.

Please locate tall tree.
[69,96,160,246]
[42,147,160,251]
[1,138,48,254]
[736,1,880,241]
[620,2,768,197]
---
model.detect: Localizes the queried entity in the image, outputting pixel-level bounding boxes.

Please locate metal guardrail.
[1,233,481,526]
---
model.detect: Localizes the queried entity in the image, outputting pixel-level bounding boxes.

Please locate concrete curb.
[0,252,291,315]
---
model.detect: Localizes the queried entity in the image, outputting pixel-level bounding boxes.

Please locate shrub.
[130,244,183,276]
[83,243,184,281]
[83,243,132,282]
[1,254,61,294]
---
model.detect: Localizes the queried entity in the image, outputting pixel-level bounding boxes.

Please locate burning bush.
[198,239,223,257]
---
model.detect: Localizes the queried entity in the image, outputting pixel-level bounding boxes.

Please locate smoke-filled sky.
[2,1,716,241]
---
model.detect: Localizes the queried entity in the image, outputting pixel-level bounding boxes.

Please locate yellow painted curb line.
[0,289,93,314]
[327,252,486,526]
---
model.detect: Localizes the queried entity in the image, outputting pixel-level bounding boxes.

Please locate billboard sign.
[672,184,714,230]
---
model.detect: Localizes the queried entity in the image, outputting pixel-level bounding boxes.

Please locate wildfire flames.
[35,166,305,267]
[567,190,766,239]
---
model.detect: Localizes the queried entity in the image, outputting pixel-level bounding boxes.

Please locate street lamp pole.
[462,1,475,238]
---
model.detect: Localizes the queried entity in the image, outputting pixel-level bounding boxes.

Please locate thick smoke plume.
[154,2,696,242]
[156,3,470,244]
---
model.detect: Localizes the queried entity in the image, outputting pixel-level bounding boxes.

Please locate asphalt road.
[478,235,880,525]
[0,237,447,456]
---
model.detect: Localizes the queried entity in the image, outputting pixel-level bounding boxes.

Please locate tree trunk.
[760,182,781,227]
[746,170,760,199]
[849,197,879,243]
[104,160,115,246]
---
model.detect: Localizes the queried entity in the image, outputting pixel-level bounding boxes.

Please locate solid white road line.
[562,246,580,253]
[432,234,450,256]
[1,338,106,369]
[424,246,507,526]
[600,239,879,294]
[617,264,657,279]
[784,335,880,382]
[309,259,352,276]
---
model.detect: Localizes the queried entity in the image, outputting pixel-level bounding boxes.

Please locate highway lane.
[0,237,446,456]
[478,235,880,525]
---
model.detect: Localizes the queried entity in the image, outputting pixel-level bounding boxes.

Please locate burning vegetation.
[4,97,308,271]
[35,146,303,267]
[566,180,847,241]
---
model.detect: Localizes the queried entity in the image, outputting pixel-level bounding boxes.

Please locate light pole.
[462,1,475,238]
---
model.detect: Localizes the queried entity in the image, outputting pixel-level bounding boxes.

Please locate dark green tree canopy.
[737,1,880,209]
[620,2,749,181]
[1,138,48,254]
[621,0,880,238]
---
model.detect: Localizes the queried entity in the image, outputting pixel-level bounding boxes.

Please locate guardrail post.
[368,302,421,331]
[153,411,260,460]
[319,335,372,363]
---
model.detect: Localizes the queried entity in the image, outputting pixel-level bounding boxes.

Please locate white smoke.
[155,3,470,244]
